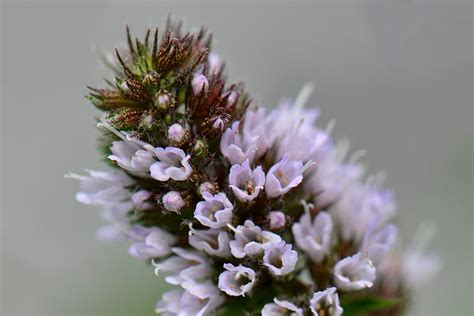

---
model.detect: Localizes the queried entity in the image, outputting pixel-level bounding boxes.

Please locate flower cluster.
[70,20,439,315]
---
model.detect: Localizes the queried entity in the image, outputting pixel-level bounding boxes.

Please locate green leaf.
[342,297,401,315]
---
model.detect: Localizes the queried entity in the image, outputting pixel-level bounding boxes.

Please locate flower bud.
[225,91,239,109]
[142,73,155,86]
[154,91,175,110]
[199,182,218,196]
[162,191,185,213]
[212,116,227,132]
[167,123,187,143]
[118,80,129,91]
[192,74,209,94]
[269,211,286,230]
[139,109,159,130]
[208,53,222,75]
[193,139,208,156]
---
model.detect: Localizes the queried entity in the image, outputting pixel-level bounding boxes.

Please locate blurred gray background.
[1,1,472,315]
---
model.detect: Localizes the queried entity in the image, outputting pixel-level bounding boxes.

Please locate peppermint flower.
[74,21,439,316]
[263,241,298,276]
[155,286,223,316]
[333,183,397,242]
[128,226,176,260]
[194,192,233,229]
[265,155,311,198]
[153,247,211,286]
[218,263,256,297]
[333,252,376,291]
[71,169,133,207]
[292,203,333,263]
[188,226,231,258]
[108,136,155,177]
[228,220,281,258]
[261,298,303,316]
[147,146,192,181]
[309,287,343,316]
[360,221,398,266]
[228,160,265,202]
[220,115,271,165]
[131,190,154,211]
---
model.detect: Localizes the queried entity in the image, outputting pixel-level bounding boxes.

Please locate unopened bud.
[118,80,129,91]
[162,191,185,213]
[192,74,209,95]
[155,91,175,110]
[199,182,218,196]
[142,73,154,86]
[167,123,187,143]
[212,117,226,132]
[208,53,222,75]
[193,139,208,156]
[269,211,286,230]
[225,91,239,108]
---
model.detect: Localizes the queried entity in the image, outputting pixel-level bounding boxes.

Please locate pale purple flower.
[401,223,441,289]
[95,224,127,244]
[263,241,298,276]
[218,263,256,297]
[305,144,363,208]
[153,247,211,286]
[220,121,258,165]
[309,287,343,316]
[229,160,265,202]
[333,252,376,291]
[265,98,330,162]
[208,53,222,75]
[188,225,231,258]
[292,203,333,263]
[155,286,223,316]
[268,211,286,230]
[128,226,176,259]
[265,156,310,198]
[228,220,281,258]
[108,135,155,177]
[360,221,398,266]
[167,123,187,143]
[333,183,397,242]
[192,74,209,94]
[194,192,233,229]
[147,146,192,181]
[71,169,133,207]
[220,109,272,165]
[162,191,186,213]
[261,298,303,316]
[273,107,331,163]
[131,190,154,211]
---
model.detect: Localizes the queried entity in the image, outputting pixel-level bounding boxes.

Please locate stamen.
[226,223,251,242]
[64,172,86,181]
[348,150,367,164]
[302,160,317,174]
[188,223,215,244]
[325,119,336,134]
[300,200,314,219]
[294,83,315,112]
